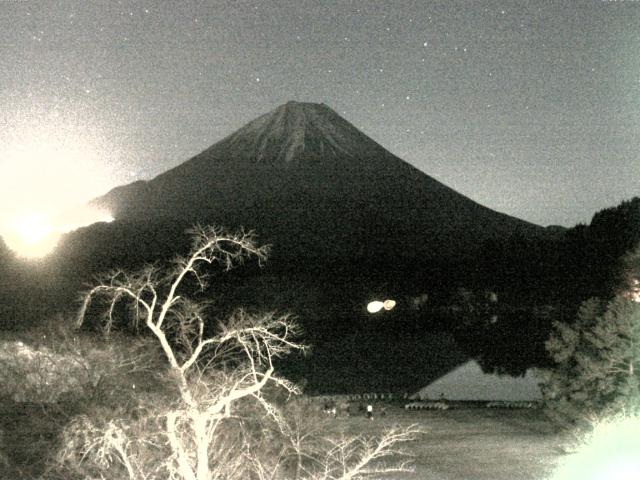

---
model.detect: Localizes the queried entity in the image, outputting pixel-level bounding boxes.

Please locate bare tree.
[55,226,421,480]
[288,421,421,480]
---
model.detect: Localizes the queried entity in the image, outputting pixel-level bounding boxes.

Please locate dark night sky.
[1,0,639,232]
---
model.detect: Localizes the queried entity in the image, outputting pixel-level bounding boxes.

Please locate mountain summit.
[195,101,385,166]
[88,101,543,268]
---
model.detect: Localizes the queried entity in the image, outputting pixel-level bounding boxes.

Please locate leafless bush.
[275,402,421,480]
[51,226,421,480]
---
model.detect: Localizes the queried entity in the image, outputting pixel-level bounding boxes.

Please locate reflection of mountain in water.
[413,360,542,402]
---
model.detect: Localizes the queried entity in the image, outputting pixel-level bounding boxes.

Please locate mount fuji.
[84,101,543,270]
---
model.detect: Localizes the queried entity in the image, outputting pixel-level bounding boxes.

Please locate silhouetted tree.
[541,244,640,427]
[560,197,640,301]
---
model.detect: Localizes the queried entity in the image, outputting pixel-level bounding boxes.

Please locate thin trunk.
[167,412,197,480]
[194,414,211,480]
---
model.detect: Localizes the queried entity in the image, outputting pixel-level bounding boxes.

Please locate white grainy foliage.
[540,245,640,430]
[0,340,93,403]
[54,226,421,480]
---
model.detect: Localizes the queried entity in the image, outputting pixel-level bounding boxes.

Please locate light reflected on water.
[367,299,396,314]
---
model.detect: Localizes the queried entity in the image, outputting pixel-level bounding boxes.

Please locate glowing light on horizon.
[55,206,114,233]
[0,120,117,258]
[3,212,58,258]
[2,207,113,259]
[14,213,52,245]
[1,131,111,204]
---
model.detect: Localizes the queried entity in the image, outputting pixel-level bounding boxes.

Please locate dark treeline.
[441,197,640,377]
[478,197,640,304]
[447,197,640,374]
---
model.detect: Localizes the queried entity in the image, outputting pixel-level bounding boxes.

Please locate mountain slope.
[42,101,558,390]
[88,101,543,268]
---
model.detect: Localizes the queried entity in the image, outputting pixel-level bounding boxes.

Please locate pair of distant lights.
[366,299,396,314]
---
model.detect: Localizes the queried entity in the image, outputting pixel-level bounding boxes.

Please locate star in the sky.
[0,0,634,228]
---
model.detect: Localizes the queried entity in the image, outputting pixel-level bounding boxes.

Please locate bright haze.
[1,1,639,256]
